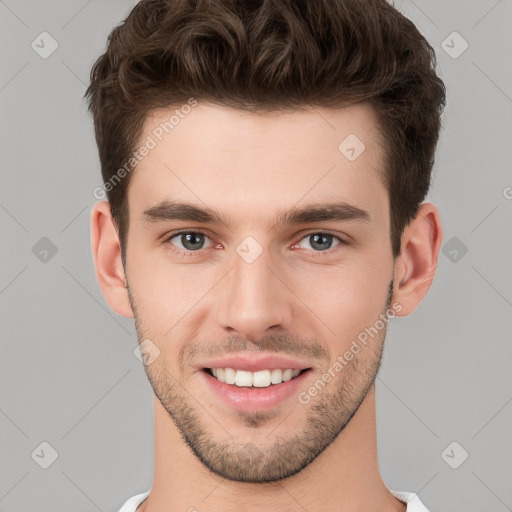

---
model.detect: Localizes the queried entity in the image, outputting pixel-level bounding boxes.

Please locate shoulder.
[117,490,151,512]
[389,490,431,512]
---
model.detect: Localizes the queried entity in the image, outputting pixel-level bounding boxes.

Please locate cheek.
[128,233,392,350]
[128,248,215,338]
[294,259,391,350]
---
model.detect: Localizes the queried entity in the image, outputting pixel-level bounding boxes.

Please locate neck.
[138,385,405,512]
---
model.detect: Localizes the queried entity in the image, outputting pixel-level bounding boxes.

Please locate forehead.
[128,101,388,228]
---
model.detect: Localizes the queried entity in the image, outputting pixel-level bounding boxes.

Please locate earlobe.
[90,201,134,318]
[392,202,443,316]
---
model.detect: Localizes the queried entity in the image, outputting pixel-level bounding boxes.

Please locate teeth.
[209,367,303,387]
[224,367,236,384]
[253,370,271,387]
[282,369,293,382]
[235,370,253,387]
[271,368,283,384]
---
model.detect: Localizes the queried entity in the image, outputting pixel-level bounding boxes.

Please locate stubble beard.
[127,278,393,483]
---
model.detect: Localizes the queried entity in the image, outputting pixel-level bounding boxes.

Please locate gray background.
[0,1,511,511]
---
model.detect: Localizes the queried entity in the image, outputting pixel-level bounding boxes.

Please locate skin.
[91,101,442,512]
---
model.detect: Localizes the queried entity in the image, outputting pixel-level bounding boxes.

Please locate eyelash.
[163,230,349,258]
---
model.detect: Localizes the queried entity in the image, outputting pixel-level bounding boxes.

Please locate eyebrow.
[141,200,372,230]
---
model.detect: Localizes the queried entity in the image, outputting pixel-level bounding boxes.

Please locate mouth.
[200,364,313,412]
[203,367,311,388]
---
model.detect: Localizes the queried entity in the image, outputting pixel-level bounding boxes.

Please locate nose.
[215,244,294,342]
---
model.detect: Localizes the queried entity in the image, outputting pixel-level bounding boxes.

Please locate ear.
[90,201,134,318]
[392,202,443,316]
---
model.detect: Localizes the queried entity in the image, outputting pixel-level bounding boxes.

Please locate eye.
[295,232,345,252]
[165,231,215,252]
[164,230,348,256]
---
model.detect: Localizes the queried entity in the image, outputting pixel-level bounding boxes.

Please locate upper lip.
[198,354,312,372]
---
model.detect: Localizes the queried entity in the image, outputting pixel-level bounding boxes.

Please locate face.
[124,101,396,482]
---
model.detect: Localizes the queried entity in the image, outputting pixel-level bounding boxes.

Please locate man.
[86,0,446,510]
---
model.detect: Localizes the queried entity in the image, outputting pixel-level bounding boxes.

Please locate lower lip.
[200,369,312,412]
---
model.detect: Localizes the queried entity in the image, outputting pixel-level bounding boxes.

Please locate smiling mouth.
[203,367,311,388]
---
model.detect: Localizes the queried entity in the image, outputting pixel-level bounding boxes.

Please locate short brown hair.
[85,0,446,265]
